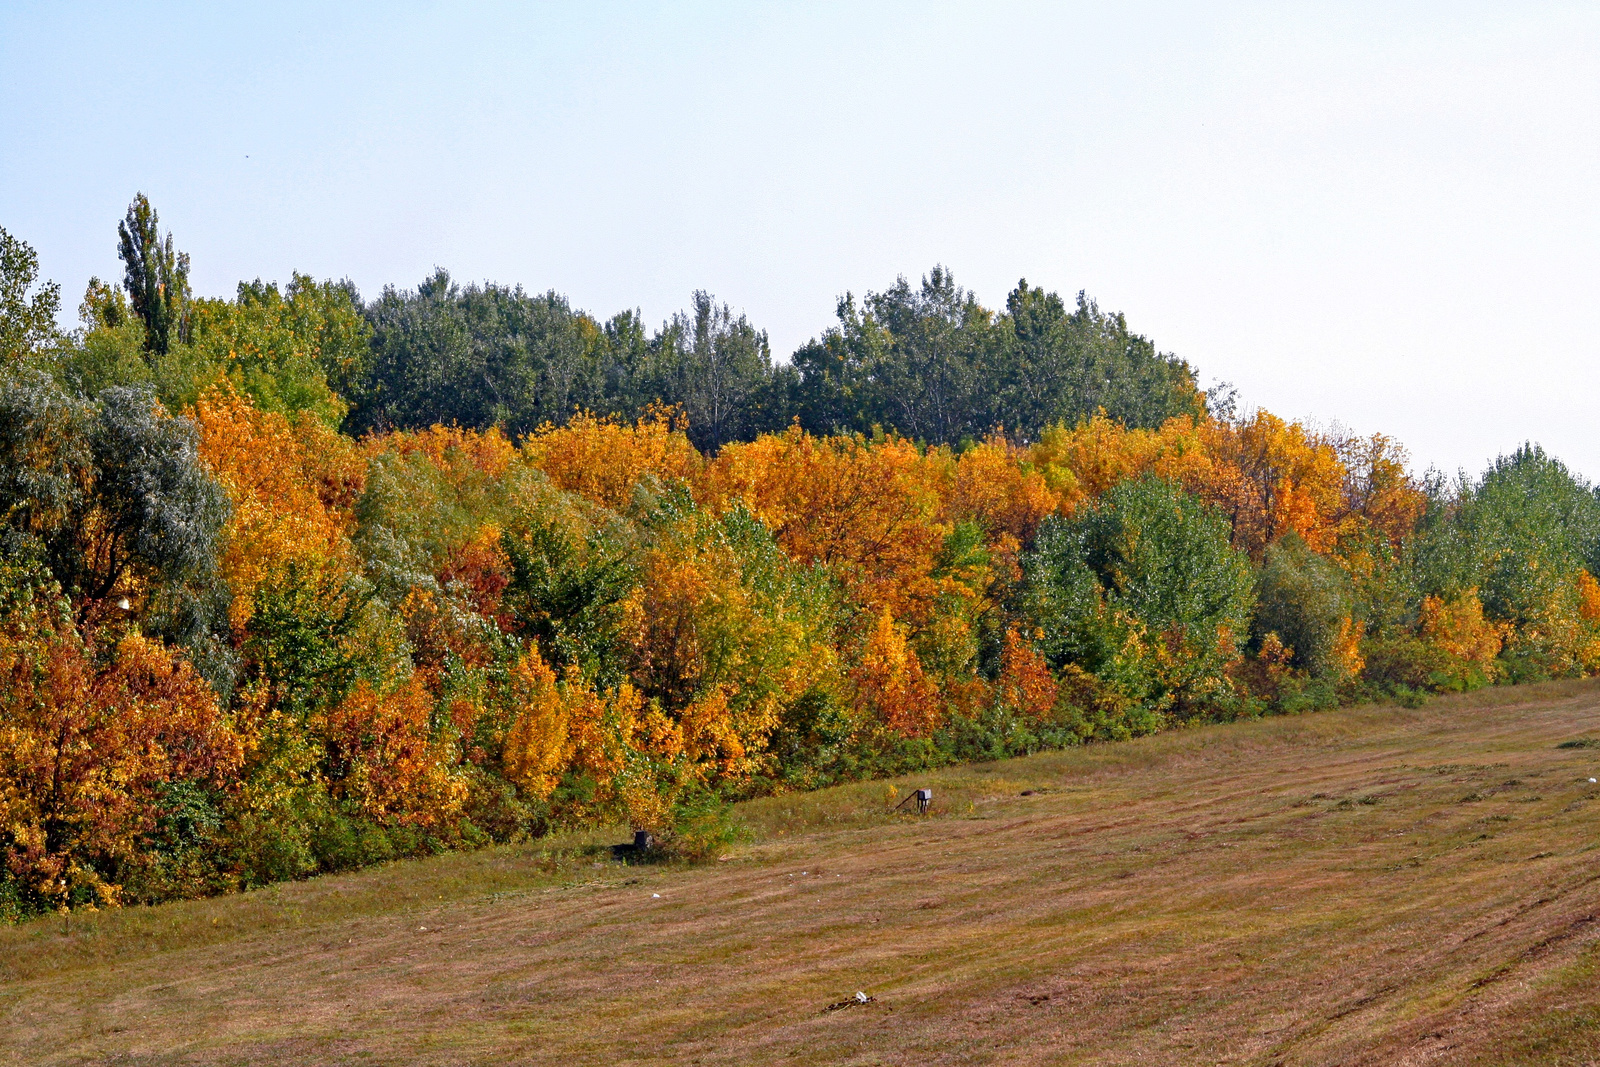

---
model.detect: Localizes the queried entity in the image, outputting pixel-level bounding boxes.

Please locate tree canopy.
[4,194,1599,923]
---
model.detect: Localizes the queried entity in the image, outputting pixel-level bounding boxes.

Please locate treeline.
[352,266,1203,447]
[2,200,1599,922]
[33,197,1203,451]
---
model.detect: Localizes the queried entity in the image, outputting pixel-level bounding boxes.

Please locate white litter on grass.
[854,991,870,1003]
[652,893,661,898]
[1589,778,1596,784]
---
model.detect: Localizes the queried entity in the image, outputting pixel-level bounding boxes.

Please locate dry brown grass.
[7,681,1600,1065]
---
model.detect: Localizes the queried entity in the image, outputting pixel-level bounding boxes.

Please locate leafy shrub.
[1023,476,1254,720]
[652,792,749,864]
[1254,534,1353,678]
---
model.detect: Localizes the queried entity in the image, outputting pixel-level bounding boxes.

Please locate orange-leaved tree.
[1418,589,1506,688]
[1026,413,1214,515]
[318,675,466,830]
[702,426,948,624]
[1331,432,1427,549]
[523,407,701,512]
[1199,412,1347,559]
[996,628,1060,723]
[500,645,655,824]
[945,435,1060,573]
[0,570,240,910]
[850,608,943,738]
[193,383,362,634]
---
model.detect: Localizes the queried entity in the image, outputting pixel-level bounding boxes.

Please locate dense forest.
[3,196,1599,922]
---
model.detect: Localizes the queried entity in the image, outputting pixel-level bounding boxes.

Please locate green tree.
[183,273,369,425]
[1409,445,1600,679]
[0,226,62,363]
[789,269,1203,445]
[0,370,229,614]
[356,270,602,435]
[1254,533,1351,677]
[996,282,1203,435]
[117,194,191,356]
[502,518,637,684]
[1412,445,1600,625]
[790,267,992,444]
[1024,476,1254,716]
[58,278,151,397]
[650,292,776,451]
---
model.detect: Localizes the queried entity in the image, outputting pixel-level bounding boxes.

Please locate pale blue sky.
[2,2,1596,477]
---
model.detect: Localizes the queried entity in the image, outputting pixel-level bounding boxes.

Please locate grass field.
[7,681,1600,1065]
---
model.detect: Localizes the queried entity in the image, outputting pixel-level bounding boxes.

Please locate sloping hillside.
[6,681,1600,1066]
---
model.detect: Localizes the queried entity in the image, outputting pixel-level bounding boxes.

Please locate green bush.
[1360,633,1451,692]
[654,793,750,864]
[1023,475,1255,719]
[0,875,29,924]
[1254,534,1351,678]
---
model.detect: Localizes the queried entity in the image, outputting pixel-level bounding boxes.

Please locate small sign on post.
[893,788,934,814]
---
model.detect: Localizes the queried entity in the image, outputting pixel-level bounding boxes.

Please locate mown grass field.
[7,681,1600,1066]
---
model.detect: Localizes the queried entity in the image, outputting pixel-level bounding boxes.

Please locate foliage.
[1412,445,1600,679]
[1024,476,1254,720]
[10,212,1600,920]
[789,269,1203,444]
[1254,534,1359,679]
[0,371,230,616]
[523,407,701,512]
[0,227,61,363]
[0,559,240,915]
[650,791,750,864]
[193,384,362,631]
[704,425,949,622]
[354,270,602,436]
[117,194,192,356]
[1418,590,1505,690]
[183,274,368,425]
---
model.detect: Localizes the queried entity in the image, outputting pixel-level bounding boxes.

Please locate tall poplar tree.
[117,193,191,355]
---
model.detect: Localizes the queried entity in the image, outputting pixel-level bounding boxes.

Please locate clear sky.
[3,2,1596,479]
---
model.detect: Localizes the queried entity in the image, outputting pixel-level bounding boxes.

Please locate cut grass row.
[5,679,1600,1064]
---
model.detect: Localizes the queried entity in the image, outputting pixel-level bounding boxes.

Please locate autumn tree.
[0,560,240,914]
[702,426,949,623]
[523,408,701,512]
[194,383,362,634]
